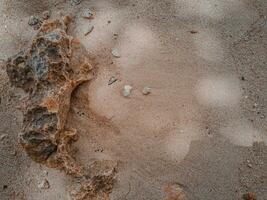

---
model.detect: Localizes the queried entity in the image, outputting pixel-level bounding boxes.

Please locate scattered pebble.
[82,8,93,19]
[84,24,94,36]
[42,11,51,20]
[142,86,151,95]
[113,33,119,40]
[0,134,8,141]
[241,76,245,81]
[94,147,104,153]
[111,48,120,58]
[38,179,50,189]
[190,30,198,34]
[247,163,252,168]
[14,94,21,100]
[246,160,252,168]
[123,85,133,97]
[28,16,42,30]
[71,0,82,6]
[10,150,17,156]
[108,76,118,85]
[205,126,212,137]
[28,16,40,26]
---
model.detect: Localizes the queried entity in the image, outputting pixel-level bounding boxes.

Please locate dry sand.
[0,0,267,199]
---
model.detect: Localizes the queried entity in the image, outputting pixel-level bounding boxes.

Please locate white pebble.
[142,86,151,95]
[123,85,133,97]
[111,48,121,58]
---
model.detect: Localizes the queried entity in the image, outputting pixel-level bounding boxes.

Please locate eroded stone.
[6,17,94,171]
[6,17,117,200]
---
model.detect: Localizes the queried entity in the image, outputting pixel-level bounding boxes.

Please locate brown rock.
[243,193,256,200]
[6,17,94,175]
[70,160,117,200]
[6,17,117,200]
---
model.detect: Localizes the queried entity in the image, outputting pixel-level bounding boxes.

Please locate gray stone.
[38,179,50,189]
[0,134,8,141]
[71,0,82,6]
[111,48,120,58]
[28,16,40,26]
[82,8,93,19]
[28,16,42,30]
[108,76,118,85]
[142,86,151,95]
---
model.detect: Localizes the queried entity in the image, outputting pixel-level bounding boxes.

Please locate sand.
[0,0,267,199]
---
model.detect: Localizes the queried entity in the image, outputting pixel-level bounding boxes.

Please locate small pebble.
[84,25,94,36]
[113,33,119,40]
[142,86,151,95]
[82,8,93,19]
[123,85,133,97]
[0,134,8,141]
[247,163,252,168]
[108,76,118,85]
[10,150,17,156]
[28,16,40,26]
[38,179,50,189]
[71,0,82,5]
[190,30,198,34]
[111,48,120,58]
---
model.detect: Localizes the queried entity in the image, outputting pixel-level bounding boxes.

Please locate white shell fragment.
[123,85,133,97]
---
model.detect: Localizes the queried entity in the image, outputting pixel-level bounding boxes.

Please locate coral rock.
[6,17,94,175]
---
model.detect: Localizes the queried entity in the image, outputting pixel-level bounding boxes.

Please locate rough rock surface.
[6,17,93,175]
[5,16,117,200]
[70,160,117,200]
